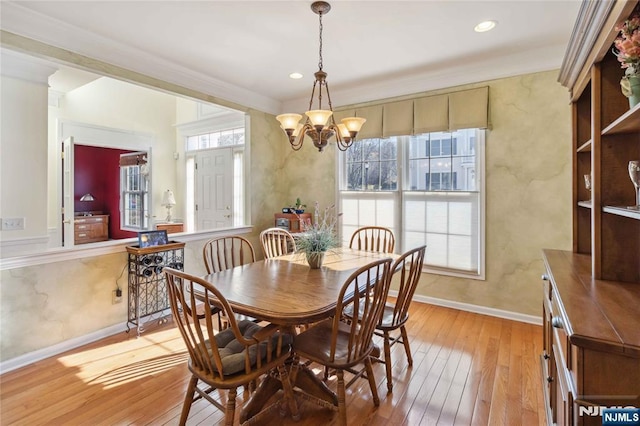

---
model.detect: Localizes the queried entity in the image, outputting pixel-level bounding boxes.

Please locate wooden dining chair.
[340,245,426,393]
[164,267,298,426]
[349,226,395,254]
[293,257,393,426]
[203,236,257,329]
[259,227,296,259]
[375,245,426,392]
[203,235,256,273]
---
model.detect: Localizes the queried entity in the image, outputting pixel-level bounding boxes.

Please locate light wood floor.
[0,302,545,425]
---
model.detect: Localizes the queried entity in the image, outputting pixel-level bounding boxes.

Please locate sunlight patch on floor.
[56,326,188,389]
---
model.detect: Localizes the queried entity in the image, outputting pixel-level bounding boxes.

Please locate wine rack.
[125,241,185,336]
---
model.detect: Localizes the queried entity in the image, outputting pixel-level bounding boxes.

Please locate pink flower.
[613,13,640,75]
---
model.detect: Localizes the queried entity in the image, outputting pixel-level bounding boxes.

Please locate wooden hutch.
[543,1,640,425]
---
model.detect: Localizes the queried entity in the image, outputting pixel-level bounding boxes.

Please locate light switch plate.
[1,217,25,230]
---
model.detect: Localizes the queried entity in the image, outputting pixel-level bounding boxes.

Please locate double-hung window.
[339,128,485,278]
[120,152,149,231]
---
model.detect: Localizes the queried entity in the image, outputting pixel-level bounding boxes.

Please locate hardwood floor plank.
[505,321,525,426]
[0,303,544,426]
[466,317,502,426]
[419,310,471,424]
[453,315,495,425]
[522,321,545,425]
[402,309,467,424]
[375,305,457,421]
[437,310,484,425]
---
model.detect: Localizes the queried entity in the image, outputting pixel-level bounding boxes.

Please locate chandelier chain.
[318,12,323,71]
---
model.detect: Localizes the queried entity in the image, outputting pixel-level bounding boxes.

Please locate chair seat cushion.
[207,320,292,375]
[344,302,408,330]
[293,319,374,369]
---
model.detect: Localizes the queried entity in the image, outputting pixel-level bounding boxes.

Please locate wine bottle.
[140,267,154,277]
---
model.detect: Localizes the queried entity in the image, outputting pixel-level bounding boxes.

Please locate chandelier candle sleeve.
[276,1,366,152]
[306,110,333,129]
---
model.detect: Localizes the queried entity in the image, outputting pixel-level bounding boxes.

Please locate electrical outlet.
[1,217,25,231]
[112,290,123,304]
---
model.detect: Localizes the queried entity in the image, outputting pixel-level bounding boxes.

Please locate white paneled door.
[195,148,233,230]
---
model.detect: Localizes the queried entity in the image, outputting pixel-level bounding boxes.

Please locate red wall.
[74,145,137,240]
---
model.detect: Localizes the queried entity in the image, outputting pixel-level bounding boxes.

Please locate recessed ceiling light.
[289,72,303,79]
[474,20,497,33]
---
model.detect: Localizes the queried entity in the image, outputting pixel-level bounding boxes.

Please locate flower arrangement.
[613,13,640,76]
[294,202,340,268]
[613,12,640,101]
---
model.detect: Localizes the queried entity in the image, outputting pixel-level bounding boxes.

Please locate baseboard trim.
[389,291,542,326]
[0,322,126,375]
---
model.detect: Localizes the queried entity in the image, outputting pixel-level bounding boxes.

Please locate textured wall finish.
[0,70,570,364]
[413,70,572,316]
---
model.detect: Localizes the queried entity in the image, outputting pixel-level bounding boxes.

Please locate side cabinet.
[74,214,109,244]
[126,241,185,336]
[274,213,312,233]
[541,250,640,425]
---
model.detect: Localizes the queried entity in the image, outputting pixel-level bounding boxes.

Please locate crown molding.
[282,43,567,113]
[557,0,615,90]
[0,3,281,115]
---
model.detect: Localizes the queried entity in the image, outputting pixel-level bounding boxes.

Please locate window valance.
[335,86,489,139]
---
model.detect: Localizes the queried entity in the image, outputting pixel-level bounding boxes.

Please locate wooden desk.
[201,248,395,421]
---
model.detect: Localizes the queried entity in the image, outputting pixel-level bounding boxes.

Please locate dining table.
[199,247,396,422]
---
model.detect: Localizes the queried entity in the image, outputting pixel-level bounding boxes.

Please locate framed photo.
[138,230,168,248]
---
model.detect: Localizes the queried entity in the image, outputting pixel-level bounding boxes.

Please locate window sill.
[0,226,253,270]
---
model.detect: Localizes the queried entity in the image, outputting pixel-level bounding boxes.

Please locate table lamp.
[162,190,176,222]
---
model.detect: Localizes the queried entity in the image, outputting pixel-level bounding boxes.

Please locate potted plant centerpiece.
[294,202,340,269]
[613,11,640,108]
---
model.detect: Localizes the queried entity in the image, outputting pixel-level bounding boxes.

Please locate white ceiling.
[1,1,581,114]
